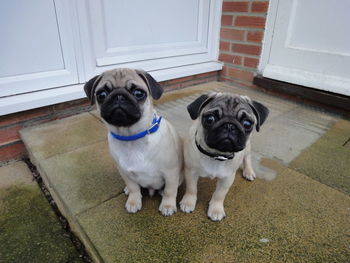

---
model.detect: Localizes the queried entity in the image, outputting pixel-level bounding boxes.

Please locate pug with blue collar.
[84,68,183,216]
[180,92,269,221]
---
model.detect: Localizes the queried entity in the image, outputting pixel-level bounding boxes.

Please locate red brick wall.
[219,0,268,87]
[0,72,218,164]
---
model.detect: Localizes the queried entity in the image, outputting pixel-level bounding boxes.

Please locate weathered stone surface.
[251,105,338,164]
[291,120,350,195]
[20,113,107,161]
[20,81,348,263]
[40,141,124,215]
[77,165,350,263]
[0,162,82,263]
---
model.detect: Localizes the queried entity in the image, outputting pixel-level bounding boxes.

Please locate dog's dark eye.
[96,90,109,103]
[204,114,216,126]
[242,119,253,130]
[132,89,146,100]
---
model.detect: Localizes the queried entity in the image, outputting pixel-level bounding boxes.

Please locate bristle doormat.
[290,120,350,195]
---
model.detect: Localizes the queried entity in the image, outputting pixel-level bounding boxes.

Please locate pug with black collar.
[84,68,183,216]
[180,92,269,221]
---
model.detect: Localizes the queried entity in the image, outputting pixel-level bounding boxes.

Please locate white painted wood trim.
[77,0,223,80]
[257,0,279,73]
[264,64,350,96]
[0,61,222,116]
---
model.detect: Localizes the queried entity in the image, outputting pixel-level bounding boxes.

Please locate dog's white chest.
[108,134,164,189]
[199,151,244,179]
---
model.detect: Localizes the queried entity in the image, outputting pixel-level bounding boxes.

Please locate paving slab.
[20,81,348,262]
[0,162,82,263]
[251,105,339,164]
[291,120,350,195]
[77,163,350,263]
[20,112,106,161]
[40,141,124,216]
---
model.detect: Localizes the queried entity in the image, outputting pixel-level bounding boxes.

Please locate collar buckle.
[147,122,159,134]
[214,156,229,161]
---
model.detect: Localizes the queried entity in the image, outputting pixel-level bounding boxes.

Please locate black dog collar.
[195,139,234,161]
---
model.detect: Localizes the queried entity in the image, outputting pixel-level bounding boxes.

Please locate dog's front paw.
[243,168,256,181]
[207,202,226,222]
[123,186,129,195]
[159,199,177,216]
[180,194,197,213]
[125,195,142,213]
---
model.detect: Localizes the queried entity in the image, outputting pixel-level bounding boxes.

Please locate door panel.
[262,0,350,95]
[0,0,79,97]
[78,0,218,78]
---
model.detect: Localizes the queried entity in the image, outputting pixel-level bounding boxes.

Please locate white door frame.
[258,0,350,96]
[257,0,279,75]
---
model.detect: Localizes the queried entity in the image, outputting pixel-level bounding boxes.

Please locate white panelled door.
[0,0,79,97]
[0,0,222,115]
[261,0,350,96]
[77,0,221,80]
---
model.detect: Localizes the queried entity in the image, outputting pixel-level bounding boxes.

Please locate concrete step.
[20,82,350,262]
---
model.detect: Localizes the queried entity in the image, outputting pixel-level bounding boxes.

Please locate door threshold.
[253,75,350,113]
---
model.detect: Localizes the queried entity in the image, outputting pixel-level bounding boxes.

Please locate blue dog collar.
[110,114,162,141]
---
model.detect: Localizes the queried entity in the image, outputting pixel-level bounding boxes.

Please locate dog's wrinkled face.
[84,68,163,127]
[188,93,269,153]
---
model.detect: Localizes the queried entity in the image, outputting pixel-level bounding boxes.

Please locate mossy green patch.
[78,166,350,263]
[0,186,82,263]
[290,120,350,195]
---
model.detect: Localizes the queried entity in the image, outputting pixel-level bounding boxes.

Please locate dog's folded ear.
[84,75,102,105]
[136,70,163,100]
[187,94,214,120]
[249,101,269,132]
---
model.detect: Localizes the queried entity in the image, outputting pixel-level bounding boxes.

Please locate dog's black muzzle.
[205,121,246,153]
[101,89,141,127]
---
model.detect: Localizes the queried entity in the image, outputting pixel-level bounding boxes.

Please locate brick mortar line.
[219,51,260,59]
[221,25,265,31]
[220,38,263,46]
[221,12,267,17]
[0,139,22,149]
[220,51,260,59]
[223,63,258,72]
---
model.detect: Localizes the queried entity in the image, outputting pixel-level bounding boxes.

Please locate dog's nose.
[115,94,126,102]
[223,123,235,131]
